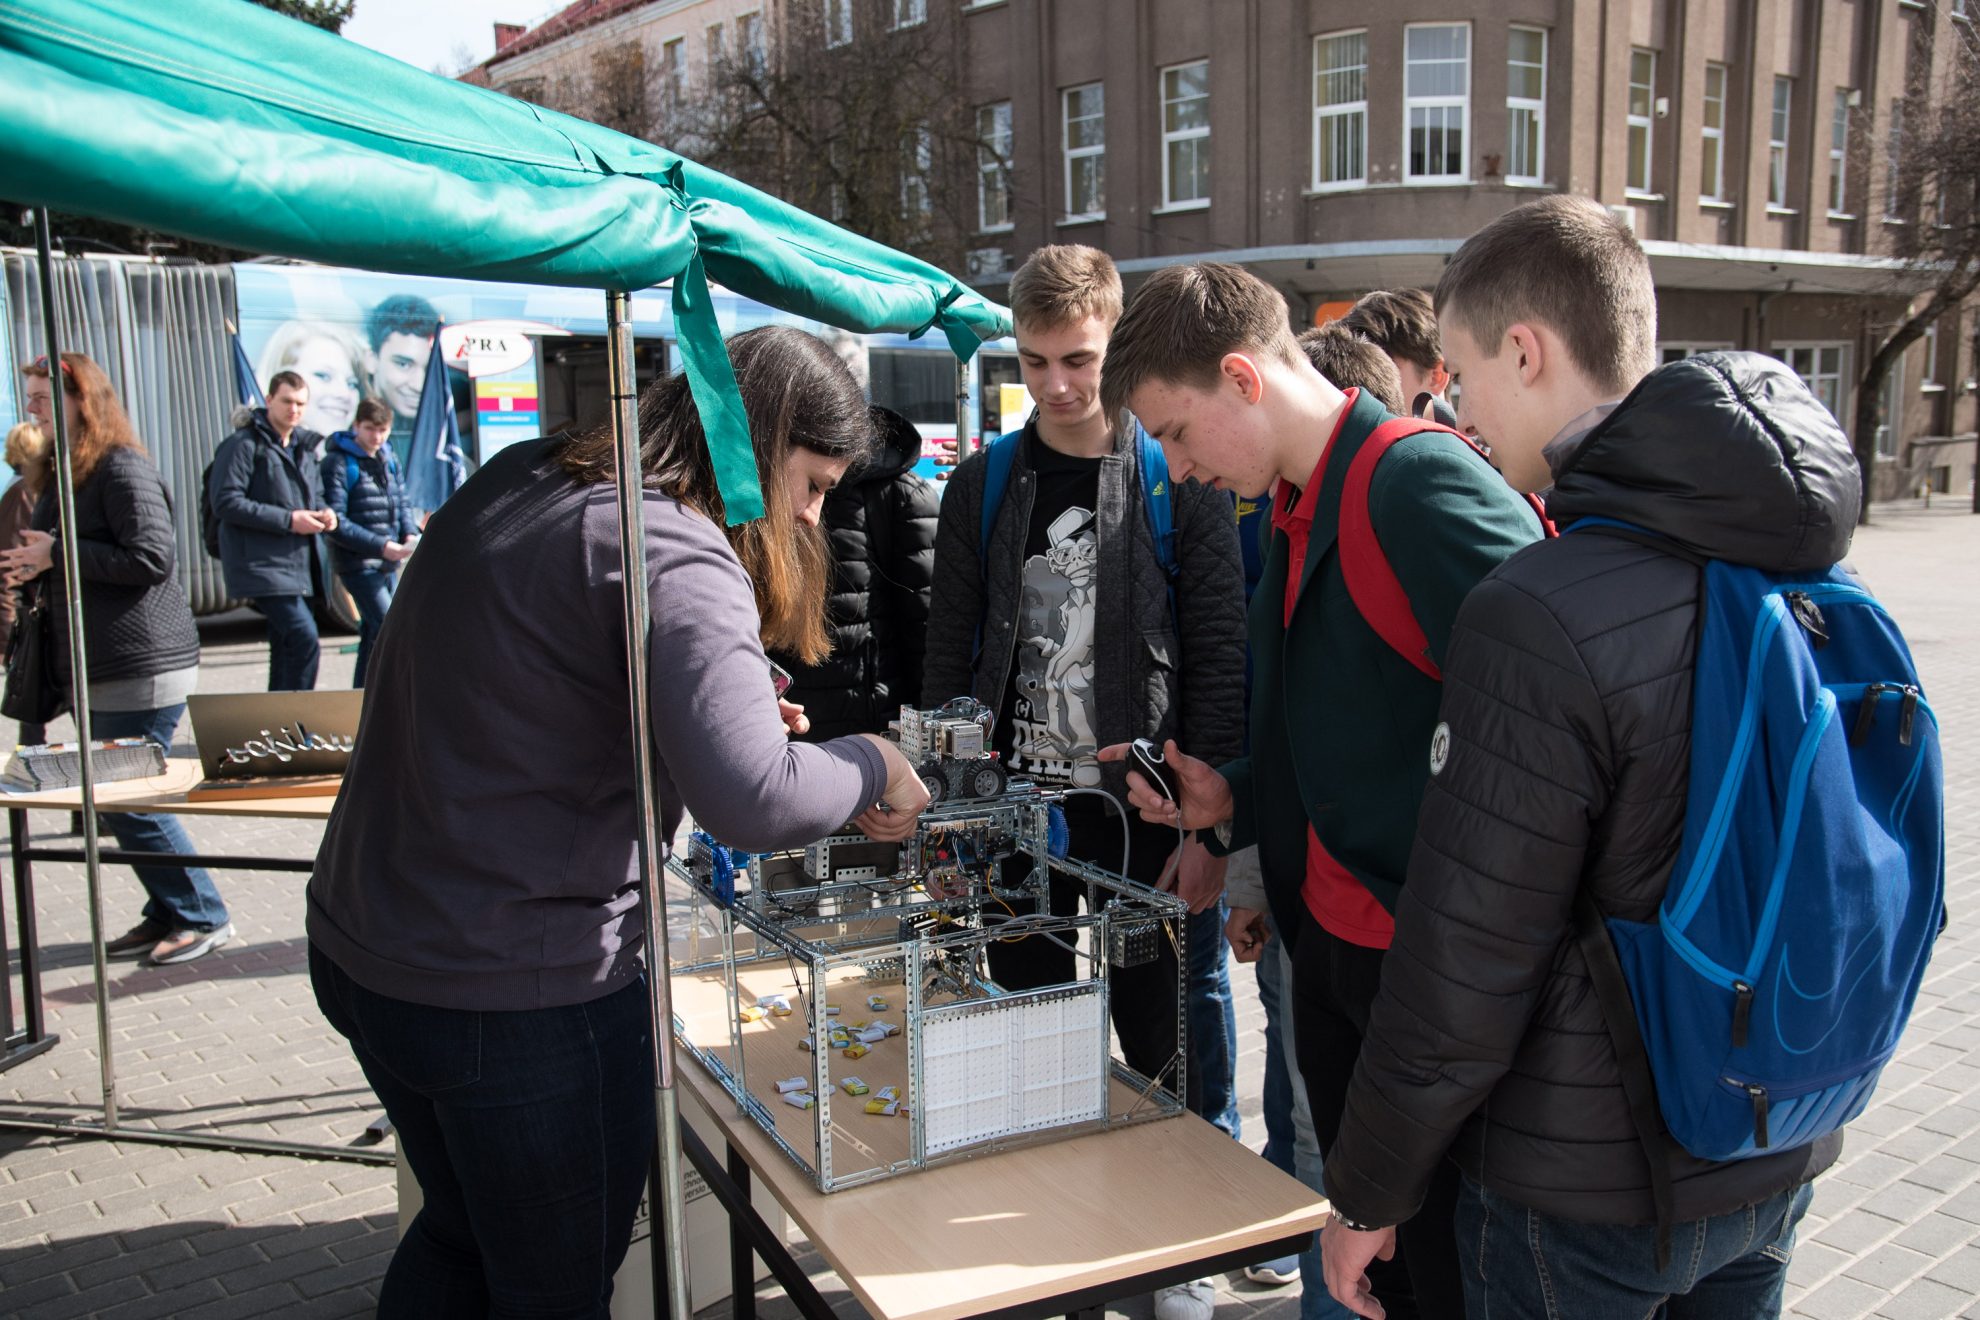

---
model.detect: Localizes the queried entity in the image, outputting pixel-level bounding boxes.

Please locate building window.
[1769,77,1793,208]
[1063,82,1106,219]
[1774,343,1848,420]
[901,125,932,222]
[661,36,686,104]
[1626,48,1655,194]
[706,22,725,72]
[1885,99,1905,220]
[1829,90,1850,214]
[1922,321,1941,388]
[827,138,848,221]
[978,102,1013,231]
[1505,26,1546,185]
[1700,63,1728,201]
[1313,30,1368,189]
[738,11,765,76]
[1876,367,1902,457]
[1161,60,1211,208]
[825,0,851,48]
[1405,23,1470,182]
[893,0,926,28]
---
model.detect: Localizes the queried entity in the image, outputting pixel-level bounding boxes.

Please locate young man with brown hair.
[1316,195,1858,1318]
[1339,289,1453,424]
[924,248,1248,1320]
[1099,261,1543,1318]
[1295,325,1405,416]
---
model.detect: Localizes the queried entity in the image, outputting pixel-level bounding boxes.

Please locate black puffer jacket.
[1326,353,1855,1228]
[771,409,939,741]
[33,445,201,687]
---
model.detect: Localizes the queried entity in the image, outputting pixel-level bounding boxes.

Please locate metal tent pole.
[606,291,692,1320]
[954,353,976,460]
[31,211,115,1132]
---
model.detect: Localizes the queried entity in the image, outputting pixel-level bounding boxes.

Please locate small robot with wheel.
[888,698,1008,803]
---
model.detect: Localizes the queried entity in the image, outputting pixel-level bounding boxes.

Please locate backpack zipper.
[1731,981,1754,1048]
[1785,591,1829,648]
[1850,684,1890,746]
[1899,686,1920,746]
[1731,1080,1772,1149]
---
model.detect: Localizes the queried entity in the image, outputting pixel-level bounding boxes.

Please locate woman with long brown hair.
[1,353,231,965]
[306,325,931,1316]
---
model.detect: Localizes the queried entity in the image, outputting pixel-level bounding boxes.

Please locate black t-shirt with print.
[993,429,1102,791]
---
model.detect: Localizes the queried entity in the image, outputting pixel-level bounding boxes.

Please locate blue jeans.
[1187,898,1239,1138]
[93,705,228,932]
[1457,1177,1813,1319]
[339,567,396,689]
[310,945,655,1318]
[255,593,319,691]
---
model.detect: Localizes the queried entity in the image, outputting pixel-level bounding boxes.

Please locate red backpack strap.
[1338,418,1556,680]
[1339,418,1446,680]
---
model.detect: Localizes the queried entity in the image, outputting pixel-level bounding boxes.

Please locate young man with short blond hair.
[924,244,1247,1320]
[1311,194,1859,1320]
[1099,260,1543,1319]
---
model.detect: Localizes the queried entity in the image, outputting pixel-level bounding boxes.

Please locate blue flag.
[404,323,465,512]
[229,325,264,408]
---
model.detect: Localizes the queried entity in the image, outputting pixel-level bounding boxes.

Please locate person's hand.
[851,734,932,842]
[289,509,329,535]
[0,529,55,583]
[1224,906,1270,961]
[316,507,339,531]
[381,540,413,563]
[778,699,810,736]
[1096,739,1234,830]
[1156,838,1226,914]
[1322,1217,1396,1319]
[931,438,959,470]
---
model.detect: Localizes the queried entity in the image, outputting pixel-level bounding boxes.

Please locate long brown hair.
[555,325,874,663]
[20,352,146,484]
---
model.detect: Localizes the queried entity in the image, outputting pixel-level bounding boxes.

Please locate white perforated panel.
[920,988,1106,1155]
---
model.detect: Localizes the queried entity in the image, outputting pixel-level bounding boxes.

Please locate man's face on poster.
[374,331,431,420]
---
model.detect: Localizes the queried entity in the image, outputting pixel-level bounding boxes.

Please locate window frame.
[901,124,933,223]
[977,101,1014,233]
[1504,25,1547,186]
[1700,63,1728,202]
[1828,89,1851,216]
[1311,29,1369,192]
[892,0,927,29]
[736,10,765,77]
[1768,76,1793,210]
[1626,48,1656,196]
[661,35,687,105]
[1159,59,1212,210]
[1884,99,1905,221]
[1772,341,1850,422]
[1403,21,1471,185]
[1658,342,1735,364]
[824,0,852,49]
[1062,82,1107,221]
[1922,321,1942,390]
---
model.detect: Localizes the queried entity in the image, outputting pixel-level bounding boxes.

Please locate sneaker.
[105,920,170,960]
[1153,1278,1216,1320]
[1243,1256,1300,1287]
[147,923,235,966]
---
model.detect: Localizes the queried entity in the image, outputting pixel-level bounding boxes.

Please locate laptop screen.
[185,691,364,781]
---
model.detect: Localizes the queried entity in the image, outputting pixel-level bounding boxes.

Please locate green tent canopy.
[0,0,1012,521]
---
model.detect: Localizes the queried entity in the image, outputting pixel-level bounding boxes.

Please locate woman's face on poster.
[288,335,362,434]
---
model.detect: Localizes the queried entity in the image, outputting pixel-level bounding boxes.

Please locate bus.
[0,251,1018,628]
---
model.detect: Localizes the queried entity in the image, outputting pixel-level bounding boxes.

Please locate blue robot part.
[1046,805,1070,860]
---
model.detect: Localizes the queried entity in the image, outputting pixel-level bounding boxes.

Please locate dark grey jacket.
[1327,353,1856,1228]
[923,415,1247,795]
[210,409,325,599]
[33,446,200,686]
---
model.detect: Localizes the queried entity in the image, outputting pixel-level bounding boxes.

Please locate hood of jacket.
[1546,351,1859,573]
[847,406,924,487]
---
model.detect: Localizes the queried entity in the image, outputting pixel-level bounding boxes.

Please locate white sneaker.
[1153,1278,1216,1320]
[148,922,235,965]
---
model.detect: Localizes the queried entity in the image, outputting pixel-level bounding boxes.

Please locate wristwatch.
[1203,819,1233,850]
[1330,1209,1386,1233]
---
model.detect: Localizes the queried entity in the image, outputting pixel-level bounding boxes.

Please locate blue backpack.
[970,420,1178,665]
[1571,520,1944,1255]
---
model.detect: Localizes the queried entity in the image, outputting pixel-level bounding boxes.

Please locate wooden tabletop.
[0,759,338,820]
[675,1022,1329,1320]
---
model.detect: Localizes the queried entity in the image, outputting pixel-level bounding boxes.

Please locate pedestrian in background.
[4,353,231,965]
[322,397,418,688]
[0,421,51,668]
[210,369,335,691]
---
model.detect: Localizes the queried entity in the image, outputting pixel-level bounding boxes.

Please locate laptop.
[185,691,363,795]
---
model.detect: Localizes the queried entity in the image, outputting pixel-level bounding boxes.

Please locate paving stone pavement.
[1,504,1976,1320]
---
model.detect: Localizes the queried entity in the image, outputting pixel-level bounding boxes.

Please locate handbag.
[2,580,67,727]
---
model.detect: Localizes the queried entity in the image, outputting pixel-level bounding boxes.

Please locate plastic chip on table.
[866,995,889,1011]
[842,1043,869,1060]
[864,1098,899,1116]
[739,1005,767,1023]
[781,1091,816,1110]
[775,1076,809,1094]
[840,1076,869,1096]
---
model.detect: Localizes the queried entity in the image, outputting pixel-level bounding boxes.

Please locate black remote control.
[1128,737,1180,803]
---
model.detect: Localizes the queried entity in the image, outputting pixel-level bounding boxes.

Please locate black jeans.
[311,945,655,1318]
[255,593,319,691]
[986,804,1185,1096]
[1292,910,1465,1320]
